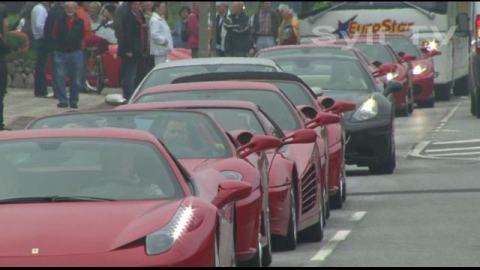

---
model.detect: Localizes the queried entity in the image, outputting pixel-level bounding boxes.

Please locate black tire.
[85,55,105,94]
[272,188,297,251]
[369,134,396,175]
[471,90,476,116]
[417,98,435,108]
[453,75,469,96]
[261,209,272,267]
[330,173,345,210]
[301,186,324,242]
[435,83,452,101]
[396,96,410,117]
[239,216,262,267]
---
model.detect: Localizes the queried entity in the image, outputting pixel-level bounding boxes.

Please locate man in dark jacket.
[0,4,10,130]
[118,1,146,100]
[224,2,251,57]
[251,2,279,51]
[51,2,84,109]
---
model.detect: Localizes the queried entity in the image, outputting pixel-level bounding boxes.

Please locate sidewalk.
[4,87,122,130]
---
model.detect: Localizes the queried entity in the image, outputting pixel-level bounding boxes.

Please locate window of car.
[271,81,316,107]
[352,43,396,64]
[273,58,375,92]
[136,90,301,131]
[29,111,233,160]
[199,108,267,136]
[257,47,357,59]
[140,64,277,93]
[0,139,184,201]
[385,38,422,58]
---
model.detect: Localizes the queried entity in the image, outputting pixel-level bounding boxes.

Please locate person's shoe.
[57,103,68,108]
[70,104,78,109]
[46,92,55,98]
[35,93,49,98]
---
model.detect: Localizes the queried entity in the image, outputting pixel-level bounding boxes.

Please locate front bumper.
[344,122,392,167]
[413,72,434,103]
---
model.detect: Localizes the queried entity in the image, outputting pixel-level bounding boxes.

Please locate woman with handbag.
[277,4,300,46]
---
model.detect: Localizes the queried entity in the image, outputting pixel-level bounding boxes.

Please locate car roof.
[0,128,159,143]
[119,100,260,112]
[258,43,362,53]
[152,57,279,70]
[139,81,283,96]
[272,54,361,62]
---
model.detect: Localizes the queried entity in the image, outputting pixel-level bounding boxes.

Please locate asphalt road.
[272,96,480,267]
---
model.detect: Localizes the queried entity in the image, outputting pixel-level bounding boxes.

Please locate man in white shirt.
[31,2,53,98]
[149,2,173,65]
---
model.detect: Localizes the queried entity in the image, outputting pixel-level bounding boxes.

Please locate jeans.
[120,57,139,101]
[54,50,83,106]
[33,38,48,96]
[0,61,6,129]
[256,36,276,50]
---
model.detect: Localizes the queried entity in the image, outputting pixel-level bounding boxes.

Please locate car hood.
[0,200,182,257]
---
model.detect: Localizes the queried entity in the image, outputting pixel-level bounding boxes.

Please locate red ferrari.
[172,72,356,210]
[118,100,339,252]
[27,109,283,266]
[0,128,253,267]
[131,81,335,242]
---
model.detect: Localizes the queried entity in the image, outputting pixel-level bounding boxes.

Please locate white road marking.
[408,140,431,158]
[426,146,480,153]
[310,230,351,261]
[432,139,480,145]
[440,102,461,124]
[349,211,367,222]
[431,151,480,157]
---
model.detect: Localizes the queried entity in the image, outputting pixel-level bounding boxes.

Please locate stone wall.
[6,58,35,89]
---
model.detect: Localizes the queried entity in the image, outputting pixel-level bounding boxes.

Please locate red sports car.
[384,34,441,108]
[0,128,253,267]
[131,81,335,240]
[172,72,356,210]
[116,100,338,252]
[27,109,281,267]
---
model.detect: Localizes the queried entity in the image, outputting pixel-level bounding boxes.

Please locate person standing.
[0,3,10,130]
[186,2,199,58]
[44,1,65,99]
[251,2,279,51]
[136,1,154,87]
[76,1,93,93]
[149,2,173,66]
[31,1,52,98]
[172,6,190,49]
[118,2,146,100]
[277,4,299,46]
[94,4,117,44]
[215,2,228,56]
[224,2,251,57]
[51,1,85,109]
[88,2,103,29]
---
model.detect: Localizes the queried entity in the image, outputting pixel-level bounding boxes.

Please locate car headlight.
[352,98,378,121]
[386,72,399,81]
[145,206,195,255]
[421,39,440,51]
[220,171,243,181]
[412,64,428,75]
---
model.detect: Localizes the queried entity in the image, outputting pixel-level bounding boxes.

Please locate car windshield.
[29,111,233,160]
[352,43,395,64]
[386,38,422,58]
[140,64,277,93]
[273,58,374,92]
[136,90,301,130]
[200,108,267,135]
[258,47,357,59]
[272,81,316,107]
[0,139,183,201]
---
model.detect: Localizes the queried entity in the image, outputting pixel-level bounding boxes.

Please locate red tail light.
[476,15,480,54]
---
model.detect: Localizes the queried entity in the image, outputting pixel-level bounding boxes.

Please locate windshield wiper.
[0,196,116,204]
[401,2,435,20]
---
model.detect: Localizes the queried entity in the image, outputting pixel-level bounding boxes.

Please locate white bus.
[296,2,471,101]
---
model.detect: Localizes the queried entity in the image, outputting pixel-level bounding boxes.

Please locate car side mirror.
[384,80,403,96]
[105,94,127,106]
[212,181,252,209]
[298,105,318,120]
[282,129,317,145]
[372,63,397,78]
[306,111,340,129]
[237,135,283,159]
[398,51,416,62]
[317,97,356,114]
